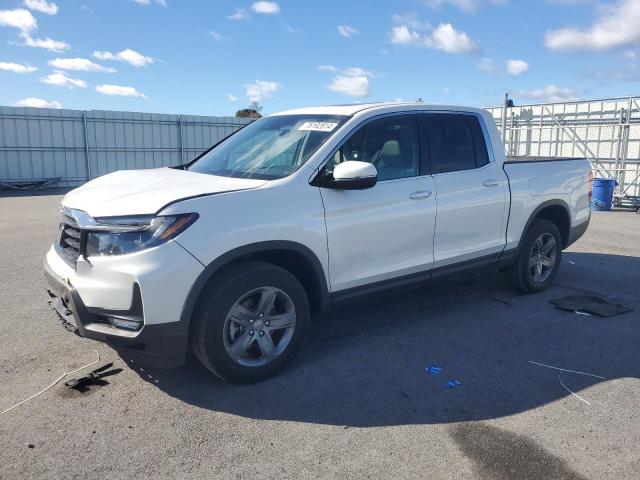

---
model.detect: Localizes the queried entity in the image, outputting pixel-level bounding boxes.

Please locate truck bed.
[505,156,585,164]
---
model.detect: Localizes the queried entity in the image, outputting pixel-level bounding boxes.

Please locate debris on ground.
[550,295,633,317]
[65,363,123,393]
[444,379,462,388]
[528,360,606,405]
[2,351,100,414]
[425,365,443,375]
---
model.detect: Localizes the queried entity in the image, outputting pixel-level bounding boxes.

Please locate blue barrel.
[591,178,618,211]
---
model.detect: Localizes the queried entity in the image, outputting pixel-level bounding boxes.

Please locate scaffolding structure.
[486,96,640,199]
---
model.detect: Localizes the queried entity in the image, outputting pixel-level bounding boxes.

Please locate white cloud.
[545,0,640,52]
[426,23,478,53]
[0,61,37,73]
[477,56,496,73]
[228,94,238,102]
[245,79,279,102]
[389,16,478,53]
[15,97,61,108]
[132,0,167,7]
[49,57,115,73]
[515,84,580,102]
[20,33,70,52]
[337,25,359,38]
[209,31,225,42]
[93,49,154,67]
[506,59,529,76]
[251,1,279,14]
[0,8,37,33]
[24,0,58,15]
[40,71,87,89]
[321,66,373,97]
[227,8,247,20]
[96,84,146,97]
[392,13,431,30]
[342,67,373,77]
[390,25,423,46]
[424,0,508,13]
[328,76,369,97]
[624,50,637,60]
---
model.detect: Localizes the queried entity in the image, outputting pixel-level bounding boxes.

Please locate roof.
[269,102,419,116]
[269,102,487,117]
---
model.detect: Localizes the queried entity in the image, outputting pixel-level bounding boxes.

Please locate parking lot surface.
[1,190,639,479]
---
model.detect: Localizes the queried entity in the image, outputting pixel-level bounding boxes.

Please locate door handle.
[409,190,433,200]
[483,179,500,187]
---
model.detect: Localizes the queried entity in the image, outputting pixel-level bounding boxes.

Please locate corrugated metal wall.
[0,106,252,187]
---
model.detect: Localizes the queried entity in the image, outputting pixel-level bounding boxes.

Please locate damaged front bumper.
[44,257,189,368]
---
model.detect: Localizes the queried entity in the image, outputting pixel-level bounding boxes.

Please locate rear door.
[420,112,508,268]
[320,114,437,293]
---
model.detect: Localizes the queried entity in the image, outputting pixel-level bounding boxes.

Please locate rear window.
[423,113,490,174]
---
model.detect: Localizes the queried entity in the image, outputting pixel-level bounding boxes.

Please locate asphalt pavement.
[1,190,638,479]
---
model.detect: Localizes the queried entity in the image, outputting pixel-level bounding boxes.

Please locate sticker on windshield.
[298,121,339,132]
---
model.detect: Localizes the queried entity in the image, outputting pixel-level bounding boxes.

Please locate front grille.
[57,215,82,266]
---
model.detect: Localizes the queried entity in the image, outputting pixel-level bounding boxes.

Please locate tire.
[191,261,310,383]
[508,219,563,293]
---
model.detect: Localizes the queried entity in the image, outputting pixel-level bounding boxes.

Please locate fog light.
[108,316,142,331]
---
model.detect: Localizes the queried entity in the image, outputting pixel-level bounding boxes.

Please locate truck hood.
[62,168,266,218]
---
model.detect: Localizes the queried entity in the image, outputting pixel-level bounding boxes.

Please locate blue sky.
[0,0,639,116]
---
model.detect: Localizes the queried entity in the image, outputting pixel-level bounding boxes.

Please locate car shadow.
[128,251,638,427]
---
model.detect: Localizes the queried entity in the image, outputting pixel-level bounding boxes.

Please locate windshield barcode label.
[298,122,339,132]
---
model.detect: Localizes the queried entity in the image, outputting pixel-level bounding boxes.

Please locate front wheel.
[508,219,562,293]
[191,261,310,383]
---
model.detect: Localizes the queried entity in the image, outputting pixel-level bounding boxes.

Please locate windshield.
[189,114,348,180]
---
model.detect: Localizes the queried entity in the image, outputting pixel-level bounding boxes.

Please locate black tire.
[191,261,310,383]
[508,219,563,293]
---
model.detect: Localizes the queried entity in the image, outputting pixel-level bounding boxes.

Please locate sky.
[0,0,639,116]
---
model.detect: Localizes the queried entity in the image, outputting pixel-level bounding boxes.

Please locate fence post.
[177,114,184,164]
[82,111,92,180]
[501,93,509,147]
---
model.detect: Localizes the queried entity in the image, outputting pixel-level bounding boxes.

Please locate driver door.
[318,114,437,294]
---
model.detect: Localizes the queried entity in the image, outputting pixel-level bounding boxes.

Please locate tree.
[236,101,263,118]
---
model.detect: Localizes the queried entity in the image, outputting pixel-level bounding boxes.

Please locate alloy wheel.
[222,287,297,367]
[528,233,557,283]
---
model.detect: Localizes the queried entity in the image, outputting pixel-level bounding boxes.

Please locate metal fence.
[0,106,252,188]
[3,99,640,197]
[487,96,640,198]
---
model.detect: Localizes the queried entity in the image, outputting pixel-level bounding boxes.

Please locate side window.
[425,114,490,174]
[328,115,419,181]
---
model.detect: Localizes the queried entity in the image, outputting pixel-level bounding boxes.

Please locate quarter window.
[328,115,419,181]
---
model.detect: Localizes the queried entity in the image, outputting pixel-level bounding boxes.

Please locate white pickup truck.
[44,102,592,382]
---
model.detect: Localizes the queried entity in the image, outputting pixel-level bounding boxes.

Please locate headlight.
[85,213,198,257]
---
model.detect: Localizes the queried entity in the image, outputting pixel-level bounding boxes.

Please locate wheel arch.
[518,200,572,251]
[180,241,331,331]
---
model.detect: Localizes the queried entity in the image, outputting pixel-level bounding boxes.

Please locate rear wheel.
[508,219,562,293]
[191,261,310,383]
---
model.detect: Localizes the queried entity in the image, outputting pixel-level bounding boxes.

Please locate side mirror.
[327,160,377,190]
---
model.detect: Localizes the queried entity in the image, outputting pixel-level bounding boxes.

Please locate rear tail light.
[588,169,594,203]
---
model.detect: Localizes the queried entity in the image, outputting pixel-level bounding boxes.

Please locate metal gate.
[486,96,640,198]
